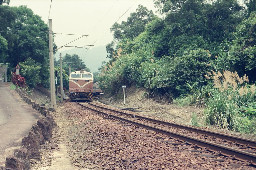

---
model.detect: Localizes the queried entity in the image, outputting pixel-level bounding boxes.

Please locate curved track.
[78,101,256,165]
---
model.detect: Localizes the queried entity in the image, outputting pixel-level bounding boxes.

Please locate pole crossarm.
[57,34,89,51]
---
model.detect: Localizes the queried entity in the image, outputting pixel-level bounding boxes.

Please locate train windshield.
[71,74,81,78]
[82,73,92,79]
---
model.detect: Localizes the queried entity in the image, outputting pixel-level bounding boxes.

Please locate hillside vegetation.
[0,3,89,89]
[98,0,256,133]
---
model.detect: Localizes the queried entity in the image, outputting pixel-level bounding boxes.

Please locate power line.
[57,34,89,51]
[69,0,139,67]
[115,0,138,23]
[89,0,121,33]
[63,44,94,48]
[53,33,89,36]
[89,0,139,48]
[56,0,139,61]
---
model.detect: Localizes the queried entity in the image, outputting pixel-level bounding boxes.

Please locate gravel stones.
[61,102,255,169]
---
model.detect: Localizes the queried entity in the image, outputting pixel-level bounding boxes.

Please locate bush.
[205,70,256,133]
[19,58,41,88]
[205,88,238,129]
[234,116,256,134]
[149,48,212,97]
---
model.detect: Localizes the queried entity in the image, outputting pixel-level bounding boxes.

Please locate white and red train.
[69,70,102,101]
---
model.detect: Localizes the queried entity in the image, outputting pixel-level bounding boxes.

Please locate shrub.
[205,70,256,133]
[19,58,41,88]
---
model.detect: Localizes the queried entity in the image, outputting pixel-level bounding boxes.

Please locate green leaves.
[216,12,256,82]
[0,35,8,63]
[100,0,255,102]
[110,5,156,41]
[0,5,50,88]
[19,58,41,88]
[61,54,89,73]
[205,71,256,133]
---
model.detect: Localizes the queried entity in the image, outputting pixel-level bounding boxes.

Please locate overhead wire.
[59,0,121,52]
[88,0,139,48]
[89,0,121,33]
[67,0,140,71]
[55,0,140,71]
[115,0,138,23]
[53,33,89,36]
[57,34,89,51]
[59,0,122,61]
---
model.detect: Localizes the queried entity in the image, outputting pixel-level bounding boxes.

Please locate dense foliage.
[19,58,41,87]
[0,5,50,87]
[100,0,248,96]
[0,35,8,63]
[99,0,256,133]
[1,4,90,89]
[205,71,256,133]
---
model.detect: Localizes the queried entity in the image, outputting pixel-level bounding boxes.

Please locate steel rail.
[78,102,256,165]
[89,102,256,147]
[81,102,256,164]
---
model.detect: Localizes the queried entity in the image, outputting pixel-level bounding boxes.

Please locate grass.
[173,95,192,106]
[10,84,16,90]
[191,112,199,127]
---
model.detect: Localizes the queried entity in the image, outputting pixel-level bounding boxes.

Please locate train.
[69,70,103,101]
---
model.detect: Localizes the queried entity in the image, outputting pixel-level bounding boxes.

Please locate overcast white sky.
[10,0,156,51]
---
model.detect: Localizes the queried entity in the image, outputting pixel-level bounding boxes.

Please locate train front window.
[71,74,81,78]
[82,74,92,79]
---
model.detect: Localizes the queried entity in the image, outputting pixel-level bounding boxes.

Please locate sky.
[10,0,156,51]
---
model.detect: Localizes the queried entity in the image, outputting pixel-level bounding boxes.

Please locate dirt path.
[31,105,79,170]
[0,83,40,166]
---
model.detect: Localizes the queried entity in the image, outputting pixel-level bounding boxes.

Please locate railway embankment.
[1,87,56,170]
[8,86,256,169]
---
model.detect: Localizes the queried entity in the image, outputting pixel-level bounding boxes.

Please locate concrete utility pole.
[60,53,64,102]
[4,65,7,82]
[122,85,126,105]
[69,65,71,76]
[49,19,57,109]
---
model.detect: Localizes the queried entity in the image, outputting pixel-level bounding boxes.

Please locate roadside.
[0,83,41,167]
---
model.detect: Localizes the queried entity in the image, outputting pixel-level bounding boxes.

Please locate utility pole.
[69,65,71,76]
[60,53,64,102]
[4,64,7,82]
[49,19,57,109]
[122,85,126,105]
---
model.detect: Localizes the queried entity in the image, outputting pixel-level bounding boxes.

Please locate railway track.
[78,101,256,165]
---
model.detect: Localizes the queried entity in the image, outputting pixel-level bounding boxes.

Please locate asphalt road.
[0,83,40,164]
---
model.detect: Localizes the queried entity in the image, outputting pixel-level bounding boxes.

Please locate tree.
[106,5,156,62]
[0,36,8,63]
[61,53,89,73]
[246,0,256,16]
[0,6,50,87]
[99,0,250,98]
[216,11,256,82]
[110,5,156,41]
[0,0,10,5]
[6,6,49,66]
[106,41,115,59]
[0,5,16,37]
